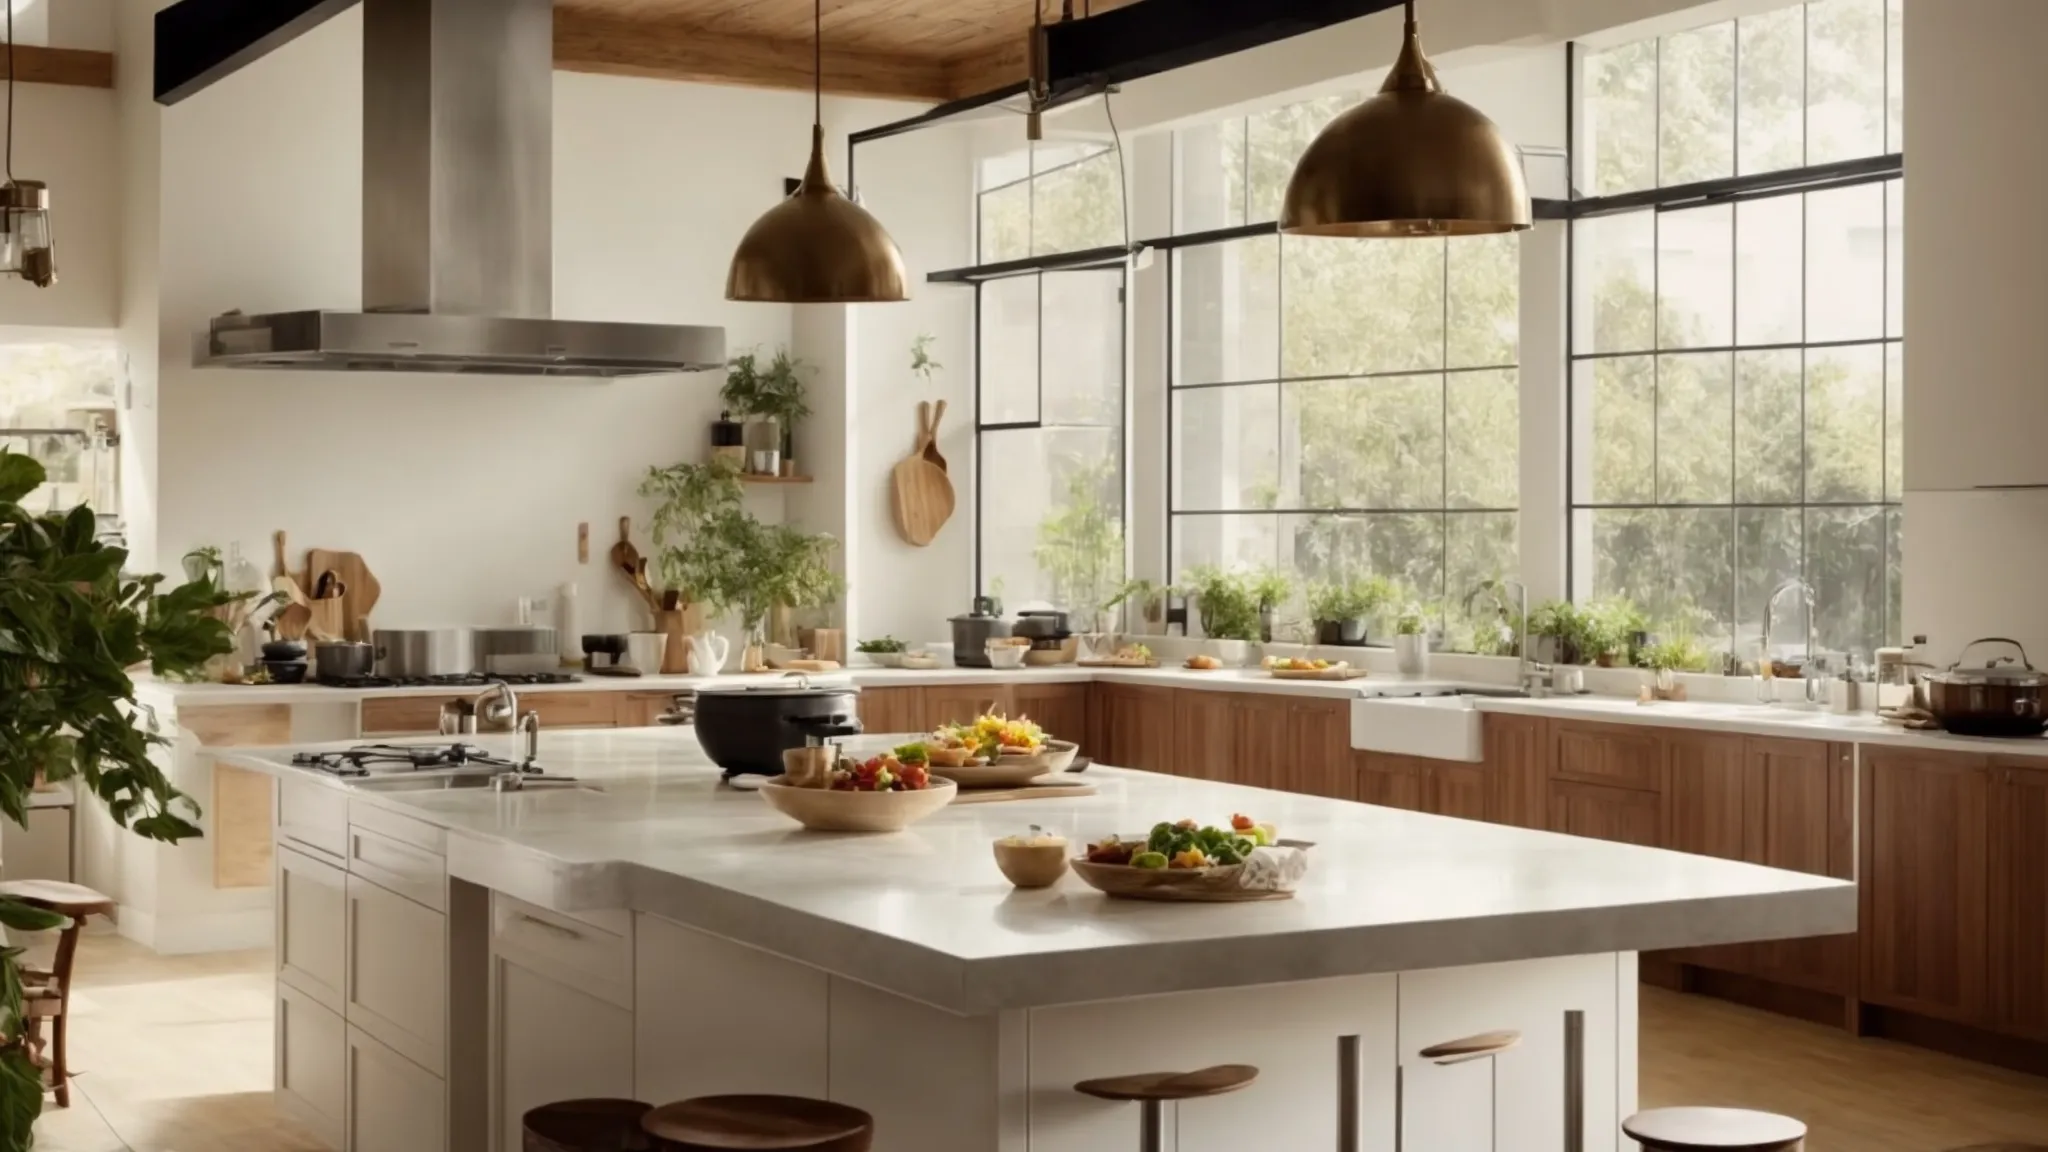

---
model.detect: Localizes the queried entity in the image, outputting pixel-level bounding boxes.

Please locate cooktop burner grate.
[289,742,524,777]
[313,672,581,689]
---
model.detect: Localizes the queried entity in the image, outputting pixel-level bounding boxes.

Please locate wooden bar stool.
[524,1098,655,1151]
[641,1095,874,1152]
[1074,1064,1259,1152]
[1,880,115,1108]
[1622,1107,1806,1152]
[1406,1030,1521,1152]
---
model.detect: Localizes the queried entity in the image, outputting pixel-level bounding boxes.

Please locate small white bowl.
[900,653,942,670]
[863,651,906,668]
[985,643,1028,670]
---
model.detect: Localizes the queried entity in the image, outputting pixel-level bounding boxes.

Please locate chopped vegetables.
[856,636,907,653]
[1083,817,1276,870]
[828,753,933,792]
[890,741,931,765]
[934,710,1045,759]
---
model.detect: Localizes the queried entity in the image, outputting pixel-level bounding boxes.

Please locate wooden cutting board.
[921,398,950,472]
[950,781,1098,805]
[303,548,382,642]
[890,400,955,547]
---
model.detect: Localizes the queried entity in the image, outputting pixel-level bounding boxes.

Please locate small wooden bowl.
[758,777,958,833]
[993,840,1069,888]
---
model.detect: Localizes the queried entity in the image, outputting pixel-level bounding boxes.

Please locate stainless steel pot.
[373,628,474,678]
[1922,637,2048,737]
[313,641,375,682]
[472,626,559,675]
[949,596,1011,668]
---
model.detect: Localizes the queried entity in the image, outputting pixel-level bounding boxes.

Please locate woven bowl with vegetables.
[1071,818,1309,902]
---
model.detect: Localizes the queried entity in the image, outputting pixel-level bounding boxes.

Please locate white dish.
[863,651,906,668]
[985,644,1028,670]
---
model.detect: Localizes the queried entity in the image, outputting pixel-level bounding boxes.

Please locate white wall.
[0,83,117,330]
[146,10,938,639]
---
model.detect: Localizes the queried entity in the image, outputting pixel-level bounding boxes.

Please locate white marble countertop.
[219,728,1854,1014]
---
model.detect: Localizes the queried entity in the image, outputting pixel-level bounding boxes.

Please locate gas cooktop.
[290,742,524,778]
[313,672,581,690]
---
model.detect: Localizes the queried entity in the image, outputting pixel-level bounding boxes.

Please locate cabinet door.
[278,845,348,1013]
[1098,687,1175,773]
[495,957,633,1150]
[1172,690,1236,781]
[1991,762,2048,1039]
[856,686,926,738]
[1357,753,1425,811]
[277,981,346,1151]
[1484,715,1550,828]
[1548,781,1660,847]
[1552,722,1662,792]
[1663,732,1745,860]
[1012,682,1089,751]
[1428,763,1490,821]
[617,691,683,729]
[1861,749,1990,1023]
[635,914,827,1104]
[521,691,623,730]
[347,874,448,1075]
[361,695,464,736]
[922,684,1013,730]
[347,1025,445,1152]
[1280,699,1353,799]
[1230,695,1291,790]
[1745,739,1856,993]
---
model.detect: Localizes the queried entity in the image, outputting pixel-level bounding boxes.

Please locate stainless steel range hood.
[195,0,724,377]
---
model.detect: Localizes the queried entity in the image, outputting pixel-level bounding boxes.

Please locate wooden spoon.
[273,602,313,642]
[922,398,949,472]
[272,529,290,581]
[611,517,656,611]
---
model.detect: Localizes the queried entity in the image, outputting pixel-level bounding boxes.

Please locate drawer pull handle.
[515,912,582,941]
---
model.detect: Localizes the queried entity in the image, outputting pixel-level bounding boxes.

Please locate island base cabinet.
[277,982,346,1151]
[348,1024,446,1152]
[634,915,829,1104]
[492,959,632,1150]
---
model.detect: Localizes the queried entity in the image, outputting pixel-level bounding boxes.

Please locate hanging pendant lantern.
[0,179,54,287]
[1280,0,1530,238]
[725,0,907,303]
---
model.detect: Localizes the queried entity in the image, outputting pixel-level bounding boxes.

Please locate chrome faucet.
[475,679,519,730]
[1758,578,1823,705]
[516,709,541,769]
[1464,578,1552,696]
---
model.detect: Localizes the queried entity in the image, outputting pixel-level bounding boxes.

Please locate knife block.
[654,604,706,674]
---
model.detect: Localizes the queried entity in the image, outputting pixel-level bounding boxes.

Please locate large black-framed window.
[1165,98,1522,643]
[1567,0,1903,662]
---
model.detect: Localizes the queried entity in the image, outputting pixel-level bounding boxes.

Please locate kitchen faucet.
[473,679,546,777]
[1464,578,1552,696]
[1757,578,1823,705]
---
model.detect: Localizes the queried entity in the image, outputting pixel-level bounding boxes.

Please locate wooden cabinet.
[1861,748,1991,1024]
[1091,685,1175,773]
[1229,695,1292,791]
[1483,715,1550,828]
[1990,760,2048,1040]
[1172,690,1236,781]
[1744,740,1856,993]
[1355,753,1484,819]
[1663,731,1746,861]
[1012,682,1090,750]
[1429,763,1489,821]
[276,981,346,1151]
[1356,753,1427,811]
[1548,781,1661,847]
[346,1024,444,1152]
[346,874,448,1076]
[361,689,622,734]
[277,846,348,1014]
[1552,721,1663,792]
[1274,698,1353,800]
[493,955,633,1149]
[856,686,925,737]
[616,690,683,729]
[922,684,1013,730]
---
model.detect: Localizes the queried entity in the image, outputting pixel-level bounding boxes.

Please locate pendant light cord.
[6,0,16,181]
[813,0,821,128]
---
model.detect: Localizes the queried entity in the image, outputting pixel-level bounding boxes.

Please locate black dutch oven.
[1922,637,2048,737]
[691,678,863,777]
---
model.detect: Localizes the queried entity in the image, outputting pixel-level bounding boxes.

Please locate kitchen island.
[219,727,1852,1152]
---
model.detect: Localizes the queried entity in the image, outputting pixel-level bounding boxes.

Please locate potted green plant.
[1308,574,1394,646]
[725,519,845,671]
[1529,599,1584,665]
[1182,566,1262,663]
[0,451,238,1142]
[1249,566,1295,643]
[720,347,810,476]
[1581,597,1644,667]
[1104,577,1171,635]
[1393,597,1431,675]
[640,458,747,616]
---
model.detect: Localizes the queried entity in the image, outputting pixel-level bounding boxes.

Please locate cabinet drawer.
[492,894,633,1011]
[277,981,346,1152]
[1553,723,1664,791]
[348,827,447,912]
[358,695,461,736]
[277,778,349,863]
[347,874,447,1075]
[522,691,622,729]
[277,845,348,1013]
[346,1024,445,1152]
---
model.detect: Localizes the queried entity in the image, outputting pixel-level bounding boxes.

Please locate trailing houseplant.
[0,451,237,1144]
[719,347,811,467]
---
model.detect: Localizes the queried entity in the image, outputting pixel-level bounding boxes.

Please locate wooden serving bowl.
[992,840,1069,888]
[944,740,1080,788]
[1070,838,1312,902]
[758,777,958,832]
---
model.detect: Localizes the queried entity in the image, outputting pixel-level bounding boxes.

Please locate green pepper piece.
[1130,851,1169,870]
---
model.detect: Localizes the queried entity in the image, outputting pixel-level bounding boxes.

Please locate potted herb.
[725,519,845,670]
[1641,628,1713,698]
[1182,566,1262,663]
[1581,597,1645,667]
[640,459,746,615]
[0,451,238,1142]
[720,347,810,476]
[1393,598,1431,676]
[1104,578,1170,635]
[1308,574,1394,646]
[1249,566,1295,643]
[1529,599,1587,665]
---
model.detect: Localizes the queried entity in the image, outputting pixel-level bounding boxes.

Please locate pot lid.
[1935,637,2047,685]
[694,678,858,697]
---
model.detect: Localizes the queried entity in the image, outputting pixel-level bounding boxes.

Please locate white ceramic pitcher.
[686,632,730,676]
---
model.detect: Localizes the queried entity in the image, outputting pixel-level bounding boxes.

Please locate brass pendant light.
[726,0,907,303]
[1,0,56,288]
[1280,0,1529,238]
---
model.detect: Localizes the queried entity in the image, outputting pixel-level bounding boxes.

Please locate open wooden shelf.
[740,473,814,485]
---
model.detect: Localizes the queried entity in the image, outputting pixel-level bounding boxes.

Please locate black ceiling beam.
[155,0,359,105]
[1039,0,1403,107]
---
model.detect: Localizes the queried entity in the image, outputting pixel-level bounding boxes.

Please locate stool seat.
[0,881,115,920]
[641,1095,873,1152]
[1942,1146,2048,1151]
[1419,1030,1522,1065]
[1623,1107,1806,1152]
[523,1098,654,1152]
[1074,1064,1260,1103]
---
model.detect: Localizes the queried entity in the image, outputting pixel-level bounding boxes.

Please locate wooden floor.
[24,934,2048,1150]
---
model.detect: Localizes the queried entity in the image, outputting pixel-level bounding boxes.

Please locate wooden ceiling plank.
[555,9,953,102]
[0,45,115,89]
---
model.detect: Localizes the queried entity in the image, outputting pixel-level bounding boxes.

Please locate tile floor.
[25,933,2048,1151]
